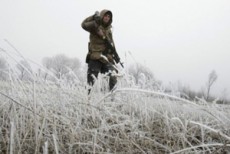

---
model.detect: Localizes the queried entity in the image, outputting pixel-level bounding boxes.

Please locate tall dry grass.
[0,43,230,153]
[0,71,230,154]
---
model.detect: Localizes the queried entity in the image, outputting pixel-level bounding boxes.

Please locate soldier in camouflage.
[81,9,117,93]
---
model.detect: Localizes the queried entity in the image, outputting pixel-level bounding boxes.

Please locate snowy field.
[0,73,230,154]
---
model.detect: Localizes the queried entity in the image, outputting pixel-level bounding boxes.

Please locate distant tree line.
[0,54,229,104]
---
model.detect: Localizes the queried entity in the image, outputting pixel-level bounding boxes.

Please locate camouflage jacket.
[81,9,115,62]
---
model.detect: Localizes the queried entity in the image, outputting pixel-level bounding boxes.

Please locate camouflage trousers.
[87,59,117,92]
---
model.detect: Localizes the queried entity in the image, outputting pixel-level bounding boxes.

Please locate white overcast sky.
[0,0,230,99]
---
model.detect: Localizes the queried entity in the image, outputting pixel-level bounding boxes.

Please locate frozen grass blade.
[171,143,230,154]
[0,127,2,152]
[43,141,48,154]
[190,120,230,141]
[9,122,14,154]
[93,130,96,154]
[52,134,59,154]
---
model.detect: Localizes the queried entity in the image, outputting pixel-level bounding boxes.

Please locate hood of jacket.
[100,9,113,28]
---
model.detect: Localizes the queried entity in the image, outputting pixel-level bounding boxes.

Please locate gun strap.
[88,42,91,53]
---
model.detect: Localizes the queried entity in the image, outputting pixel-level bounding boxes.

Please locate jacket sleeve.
[81,15,99,33]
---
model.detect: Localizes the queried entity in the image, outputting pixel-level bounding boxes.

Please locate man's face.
[103,14,111,24]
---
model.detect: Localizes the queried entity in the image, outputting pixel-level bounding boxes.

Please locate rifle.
[103,38,124,68]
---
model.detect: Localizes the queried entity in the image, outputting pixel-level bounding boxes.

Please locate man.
[81,9,118,93]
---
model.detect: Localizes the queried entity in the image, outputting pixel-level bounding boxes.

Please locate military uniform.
[81,9,117,91]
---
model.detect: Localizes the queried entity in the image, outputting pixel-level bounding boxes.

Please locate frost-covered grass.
[0,73,230,154]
